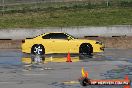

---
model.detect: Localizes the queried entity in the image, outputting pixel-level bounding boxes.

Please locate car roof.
[44,32,67,35]
[48,32,66,33]
[34,32,66,38]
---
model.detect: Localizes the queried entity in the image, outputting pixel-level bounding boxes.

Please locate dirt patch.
[0,37,132,49]
[86,36,132,49]
[0,40,21,49]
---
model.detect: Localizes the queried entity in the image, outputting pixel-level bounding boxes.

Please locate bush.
[120,0,132,7]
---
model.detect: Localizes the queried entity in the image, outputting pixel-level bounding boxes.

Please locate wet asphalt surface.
[0,48,131,88]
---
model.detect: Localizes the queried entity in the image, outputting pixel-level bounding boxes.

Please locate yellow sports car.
[22,32,104,56]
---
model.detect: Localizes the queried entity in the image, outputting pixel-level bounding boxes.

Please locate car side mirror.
[67,37,71,40]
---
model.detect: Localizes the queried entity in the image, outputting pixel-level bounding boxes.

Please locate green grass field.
[0,0,132,28]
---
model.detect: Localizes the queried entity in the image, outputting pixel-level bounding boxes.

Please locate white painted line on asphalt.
[63,81,79,84]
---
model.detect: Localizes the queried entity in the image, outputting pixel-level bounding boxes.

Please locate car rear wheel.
[31,44,45,56]
[79,43,93,56]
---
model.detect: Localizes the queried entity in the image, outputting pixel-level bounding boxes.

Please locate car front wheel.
[79,43,93,56]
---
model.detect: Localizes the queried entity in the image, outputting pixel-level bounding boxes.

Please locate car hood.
[73,39,97,43]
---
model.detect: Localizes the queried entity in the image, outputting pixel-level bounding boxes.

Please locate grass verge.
[0,1,132,28]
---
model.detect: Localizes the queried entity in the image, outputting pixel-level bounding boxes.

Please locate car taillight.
[22,40,25,43]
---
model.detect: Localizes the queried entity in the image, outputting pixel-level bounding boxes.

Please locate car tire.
[79,43,93,56]
[31,44,45,56]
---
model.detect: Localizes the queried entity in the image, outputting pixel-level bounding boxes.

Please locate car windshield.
[42,33,76,39]
[35,33,76,40]
[65,33,76,39]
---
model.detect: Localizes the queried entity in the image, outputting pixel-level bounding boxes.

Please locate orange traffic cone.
[66,52,72,62]
[125,75,129,80]
[124,75,130,88]
[82,67,88,78]
[124,85,130,88]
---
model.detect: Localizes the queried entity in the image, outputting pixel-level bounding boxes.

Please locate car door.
[67,39,80,53]
[49,33,79,53]
[42,33,79,54]
[48,33,70,53]
[41,33,57,54]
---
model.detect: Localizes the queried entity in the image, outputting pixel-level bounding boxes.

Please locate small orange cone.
[124,85,130,88]
[66,52,72,62]
[85,71,88,78]
[81,67,88,78]
[124,75,129,80]
[123,75,130,88]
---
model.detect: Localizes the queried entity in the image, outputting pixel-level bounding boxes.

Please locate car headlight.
[95,41,102,45]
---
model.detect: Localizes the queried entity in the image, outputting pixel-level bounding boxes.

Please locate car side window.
[42,34,51,39]
[42,33,68,39]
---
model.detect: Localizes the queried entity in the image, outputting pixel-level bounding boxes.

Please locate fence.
[0,0,132,13]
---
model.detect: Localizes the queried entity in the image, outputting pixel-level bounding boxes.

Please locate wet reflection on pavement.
[0,49,131,88]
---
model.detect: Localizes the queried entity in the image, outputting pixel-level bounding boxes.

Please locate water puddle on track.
[0,50,131,88]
